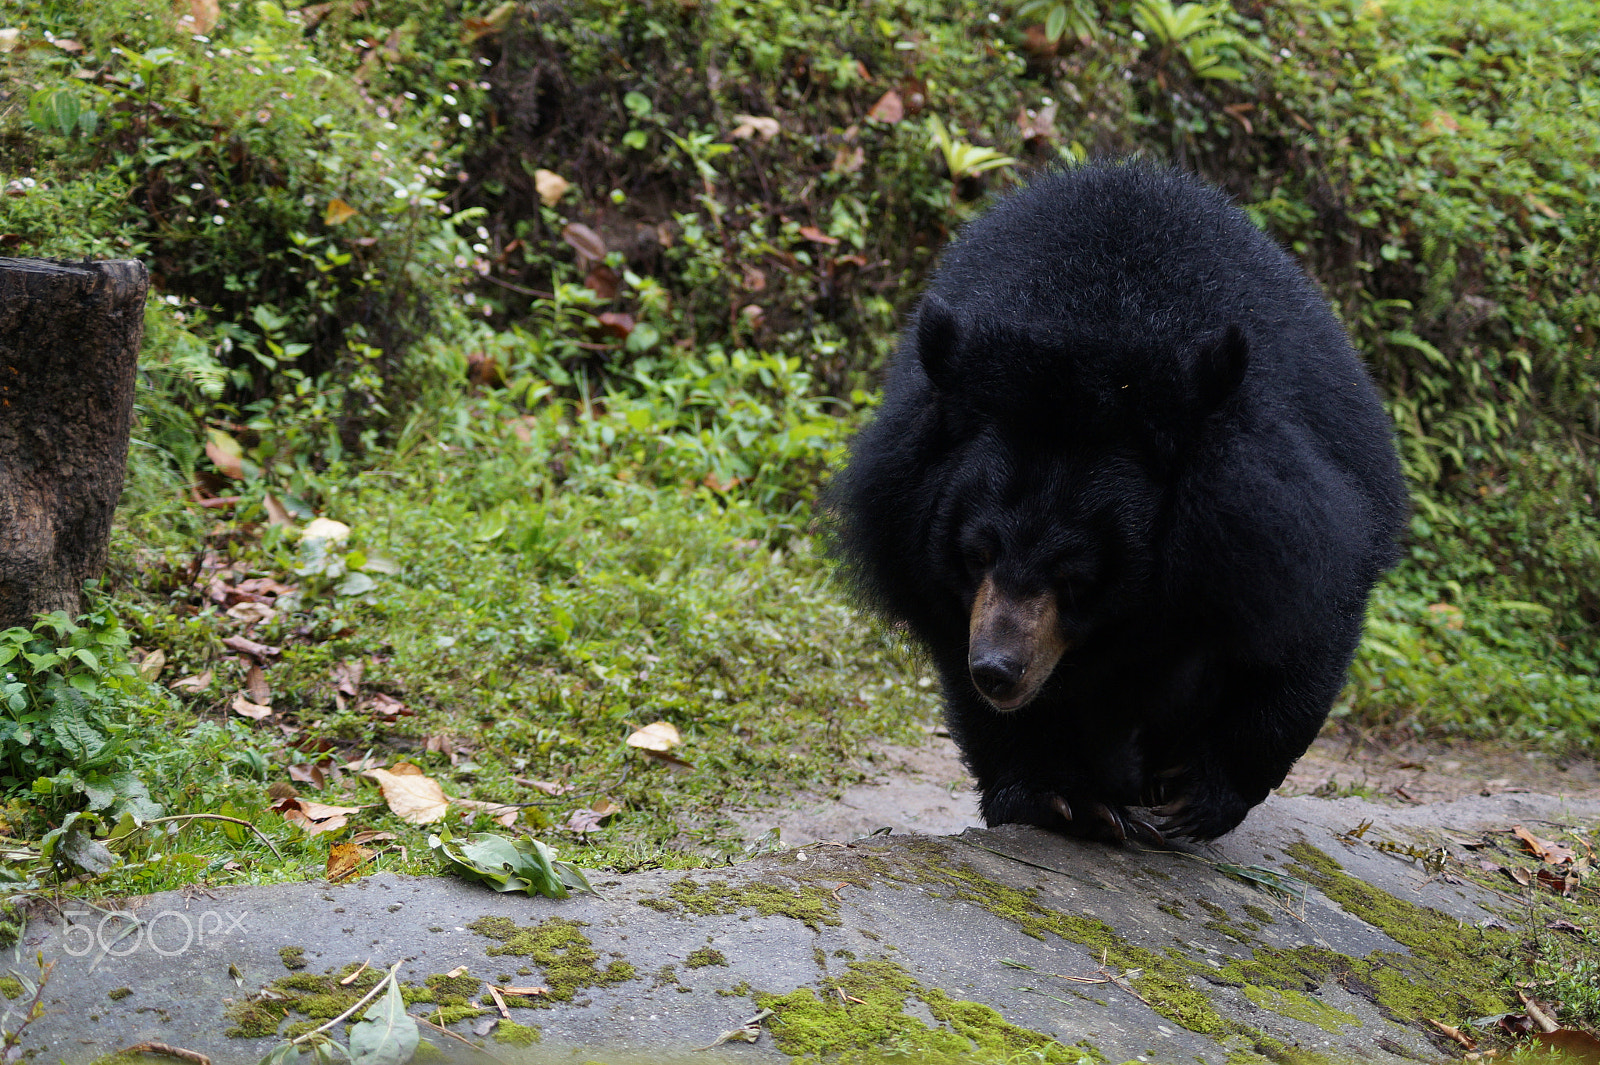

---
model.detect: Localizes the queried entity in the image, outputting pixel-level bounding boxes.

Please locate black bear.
[833,162,1408,842]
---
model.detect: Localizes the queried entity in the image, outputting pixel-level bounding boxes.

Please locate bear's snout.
[967,577,1068,711]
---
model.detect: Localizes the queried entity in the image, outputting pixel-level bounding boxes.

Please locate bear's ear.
[1195,323,1249,412]
[915,293,961,391]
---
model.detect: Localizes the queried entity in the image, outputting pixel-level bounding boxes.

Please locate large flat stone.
[18,789,1600,1064]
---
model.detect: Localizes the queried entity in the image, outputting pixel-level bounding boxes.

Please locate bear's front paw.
[983,784,1164,845]
[1154,765,1254,841]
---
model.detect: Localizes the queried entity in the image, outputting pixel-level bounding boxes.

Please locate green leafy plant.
[926,114,1018,184]
[430,827,596,897]
[1014,0,1098,45]
[1131,0,1257,80]
[0,606,162,822]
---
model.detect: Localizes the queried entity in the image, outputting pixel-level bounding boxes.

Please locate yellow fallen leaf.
[364,765,451,824]
[301,517,352,543]
[626,721,682,752]
[327,842,373,882]
[534,169,571,207]
[323,197,359,226]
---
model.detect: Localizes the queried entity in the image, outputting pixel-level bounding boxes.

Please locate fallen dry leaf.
[1016,100,1058,143]
[274,797,362,835]
[222,635,281,660]
[245,663,271,706]
[596,311,635,339]
[171,668,212,694]
[1518,990,1560,1033]
[323,198,359,226]
[333,659,364,694]
[235,576,297,597]
[561,222,606,264]
[363,691,412,721]
[205,429,245,480]
[534,169,571,207]
[262,492,296,528]
[1513,825,1577,865]
[172,0,219,33]
[231,693,273,720]
[517,779,571,796]
[301,517,351,543]
[327,842,373,882]
[364,765,451,824]
[455,798,521,827]
[348,830,398,846]
[565,808,608,834]
[136,648,167,682]
[867,90,903,123]
[730,113,780,142]
[585,264,620,299]
[1534,1029,1600,1064]
[288,761,329,789]
[1427,1019,1476,1049]
[626,721,682,752]
[797,225,839,246]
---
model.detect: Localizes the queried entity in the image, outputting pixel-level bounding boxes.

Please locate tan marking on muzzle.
[967,576,1070,711]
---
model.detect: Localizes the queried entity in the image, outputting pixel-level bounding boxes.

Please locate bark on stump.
[0,257,148,630]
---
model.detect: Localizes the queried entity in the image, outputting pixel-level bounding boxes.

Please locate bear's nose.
[970,653,1026,701]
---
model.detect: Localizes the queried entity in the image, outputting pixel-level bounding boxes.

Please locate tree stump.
[0,258,148,630]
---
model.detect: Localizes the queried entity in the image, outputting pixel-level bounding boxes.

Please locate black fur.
[833,163,1408,842]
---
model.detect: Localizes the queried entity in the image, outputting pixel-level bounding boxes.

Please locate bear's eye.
[962,543,995,574]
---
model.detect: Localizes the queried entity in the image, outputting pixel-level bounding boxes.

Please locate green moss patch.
[424,971,484,1005]
[861,836,1527,1052]
[224,996,287,1039]
[638,876,843,931]
[867,845,1230,1036]
[756,958,1101,1064]
[686,946,728,968]
[1243,985,1360,1033]
[1284,840,1518,1024]
[468,915,636,1003]
[222,962,486,1039]
[493,1020,541,1046]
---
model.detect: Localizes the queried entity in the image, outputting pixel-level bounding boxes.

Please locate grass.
[81,390,934,895]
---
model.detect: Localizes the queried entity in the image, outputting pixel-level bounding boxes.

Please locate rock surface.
[18,787,1600,1064]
